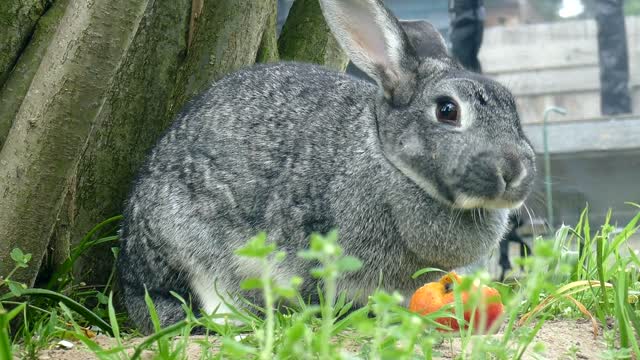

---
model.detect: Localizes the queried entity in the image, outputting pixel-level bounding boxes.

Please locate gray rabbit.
[117,0,536,334]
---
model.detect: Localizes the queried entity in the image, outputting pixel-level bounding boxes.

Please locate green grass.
[1,205,639,359]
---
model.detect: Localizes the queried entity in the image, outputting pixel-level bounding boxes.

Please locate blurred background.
[277,0,640,230]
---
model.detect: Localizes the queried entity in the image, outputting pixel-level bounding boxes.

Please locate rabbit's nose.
[500,152,525,189]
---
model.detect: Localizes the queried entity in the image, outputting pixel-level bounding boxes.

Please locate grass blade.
[0,304,25,360]
[624,303,640,355]
[411,267,446,279]
[130,320,189,360]
[0,288,113,335]
[107,292,120,341]
[609,211,640,256]
[46,215,122,290]
[595,234,609,315]
[143,288,171,357]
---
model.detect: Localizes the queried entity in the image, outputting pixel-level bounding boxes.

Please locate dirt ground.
[32,319,609,359]
[435,319,607,360]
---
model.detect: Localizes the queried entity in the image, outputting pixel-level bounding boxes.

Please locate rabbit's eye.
[435,99,460,126]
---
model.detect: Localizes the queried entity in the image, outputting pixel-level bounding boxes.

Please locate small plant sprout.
[298,230,362,359]
[234,232,302,360]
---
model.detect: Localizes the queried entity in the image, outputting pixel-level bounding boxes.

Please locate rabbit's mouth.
[446,150,535,210]
[452,194,524,210]
[449,177,531,210]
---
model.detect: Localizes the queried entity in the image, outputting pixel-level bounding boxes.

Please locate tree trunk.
[0,0,68,153]
[0,0,150,285]
[49,0,275,286]
[0,0,332,287]
[0,0,51,88]
[278,0,347,70]
[256,0,280,63]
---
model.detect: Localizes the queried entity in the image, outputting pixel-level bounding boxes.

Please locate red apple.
[408,272,504,333]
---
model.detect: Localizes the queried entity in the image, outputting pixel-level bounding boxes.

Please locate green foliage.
[45,215,122,291]
[0,303,25,359]
[0,217,123,358]
[2,205,640,358]
[625,0,640,16]
[513,204,640,357]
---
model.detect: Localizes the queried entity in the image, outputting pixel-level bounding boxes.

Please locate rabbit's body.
[119,0,535,334]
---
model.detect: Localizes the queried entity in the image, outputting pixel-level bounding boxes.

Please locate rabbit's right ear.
[319,0,420,105]
[400,21,449,60]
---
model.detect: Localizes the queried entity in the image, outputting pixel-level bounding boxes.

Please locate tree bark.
[278,0,347,70]
[0,0,149,285]
[48,0,275,286]
[0,0,51,88]
[256,0,280,63]
[0,0,324,287]
[0,0,68,150]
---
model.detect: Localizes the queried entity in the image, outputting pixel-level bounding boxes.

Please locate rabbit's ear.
[400,21,449,60]
[319,0,419,104]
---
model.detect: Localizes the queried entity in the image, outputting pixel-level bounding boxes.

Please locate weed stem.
[260,260,275,360]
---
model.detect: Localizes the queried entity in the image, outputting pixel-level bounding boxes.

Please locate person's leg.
[595,0,632,115]
[449,0,485,73]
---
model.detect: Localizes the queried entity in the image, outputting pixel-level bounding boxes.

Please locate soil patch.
[435,319,605,359]
[31,319,607,359]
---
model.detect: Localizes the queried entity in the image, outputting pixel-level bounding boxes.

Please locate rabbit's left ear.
[319,0,419,105]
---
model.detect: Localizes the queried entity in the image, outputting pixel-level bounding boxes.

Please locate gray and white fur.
[117,0,536,334]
